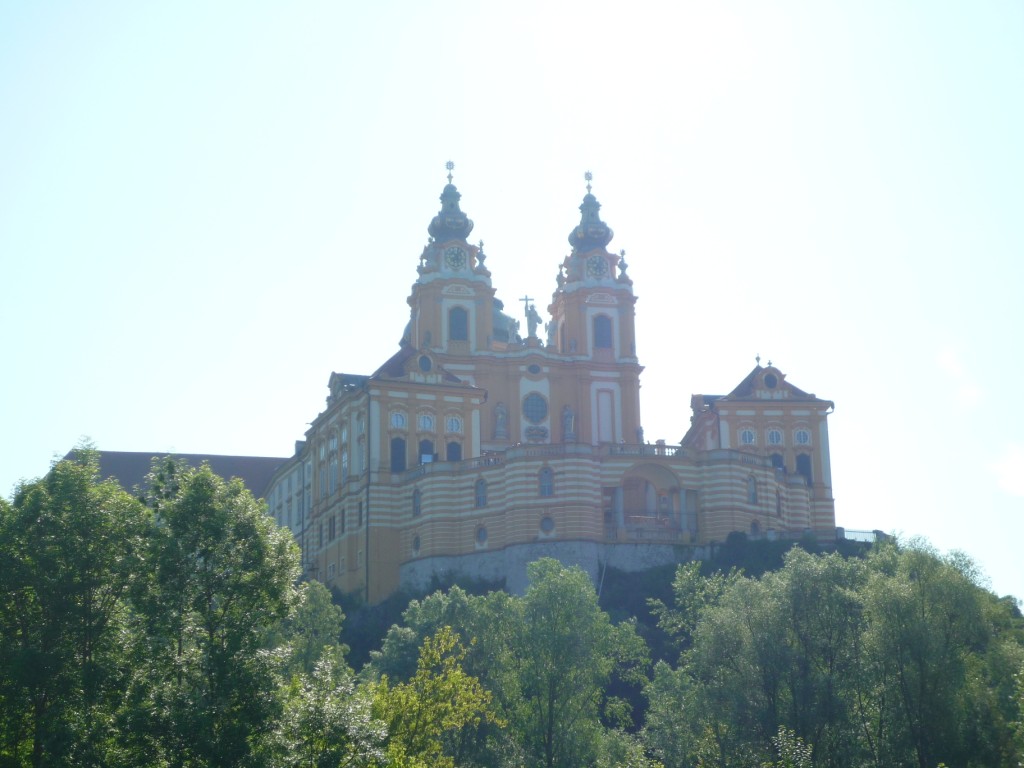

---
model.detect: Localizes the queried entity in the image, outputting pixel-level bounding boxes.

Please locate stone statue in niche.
[562,405,576,442]
[494,402,509,440]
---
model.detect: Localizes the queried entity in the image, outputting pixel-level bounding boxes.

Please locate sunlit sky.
[2,3,1022,599]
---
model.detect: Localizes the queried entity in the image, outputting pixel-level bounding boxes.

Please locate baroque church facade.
[265,170,837,603]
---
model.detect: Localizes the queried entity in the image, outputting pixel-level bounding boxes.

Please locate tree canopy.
[2,451,1023,767]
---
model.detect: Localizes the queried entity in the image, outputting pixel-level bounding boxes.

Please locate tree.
[119,460,300,767]
[280,580,347,677]
[372,626,496,768]
[858,541,1005,768]
[0,449,148,767]
[274,650,385,768]
[506,558,649,768]
[644,542,1024,768]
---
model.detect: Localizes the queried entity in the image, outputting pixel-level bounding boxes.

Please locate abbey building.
[265,171,837,603]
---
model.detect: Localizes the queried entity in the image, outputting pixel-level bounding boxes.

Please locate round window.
[764,373,778,388]
[419,355,432,372]
[527,363,541,375]
[740,429,756,445]
[522,393,548,424]
[540,516,555,534]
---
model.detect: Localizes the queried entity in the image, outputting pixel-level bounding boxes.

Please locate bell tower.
[547,173,643,444]
[404,163,498,354]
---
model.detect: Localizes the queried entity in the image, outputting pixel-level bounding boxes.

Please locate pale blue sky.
[2,2,1022,598]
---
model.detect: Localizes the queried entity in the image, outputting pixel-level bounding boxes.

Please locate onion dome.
[427,161,474,241]
[568,171,613,251]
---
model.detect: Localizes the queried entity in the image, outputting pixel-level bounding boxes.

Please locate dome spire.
[428,160,474,242]
[568,170,613,251]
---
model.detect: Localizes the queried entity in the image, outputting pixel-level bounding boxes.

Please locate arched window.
[328,454,337,494]
[446,441,462,462]
[390,437,406,473]
[419,439,435,464]
[593,315,613,349]
[449,306,468,341]
[747,475,758,505]
[412,488,422,517]
[539,467,554,497]
[341,450,349,481]
[474,478,488,508]
[796,454,813,486]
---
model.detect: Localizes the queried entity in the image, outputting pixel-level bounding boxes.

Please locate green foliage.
[762,727,813,768]
[643,541,1024,768]
[118,460,301,766]
[371,627,496,768]
[0,449,149,767]
[5,450,1024,768]
[279,581,347,677]
[273,650,385,768]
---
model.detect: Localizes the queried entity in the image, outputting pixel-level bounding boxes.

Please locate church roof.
[725,364,816,400]
[371,344,466,384]
[427,163,474,242]
[68,450,288,499]
[567,172,614,252]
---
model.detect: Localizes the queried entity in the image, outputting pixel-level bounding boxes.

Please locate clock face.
[586,255,608,278]
[444,246,467,270]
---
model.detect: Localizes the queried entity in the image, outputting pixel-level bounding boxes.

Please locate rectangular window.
[593,315,613,349]
[329,515,336,541]
[597,389,614,443]
[449,306,469,341]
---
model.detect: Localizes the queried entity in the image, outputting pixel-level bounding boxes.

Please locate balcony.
[605,510,693,544]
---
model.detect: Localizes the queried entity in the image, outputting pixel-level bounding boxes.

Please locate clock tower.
[404,167,508,354]
[547,174,643,444]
